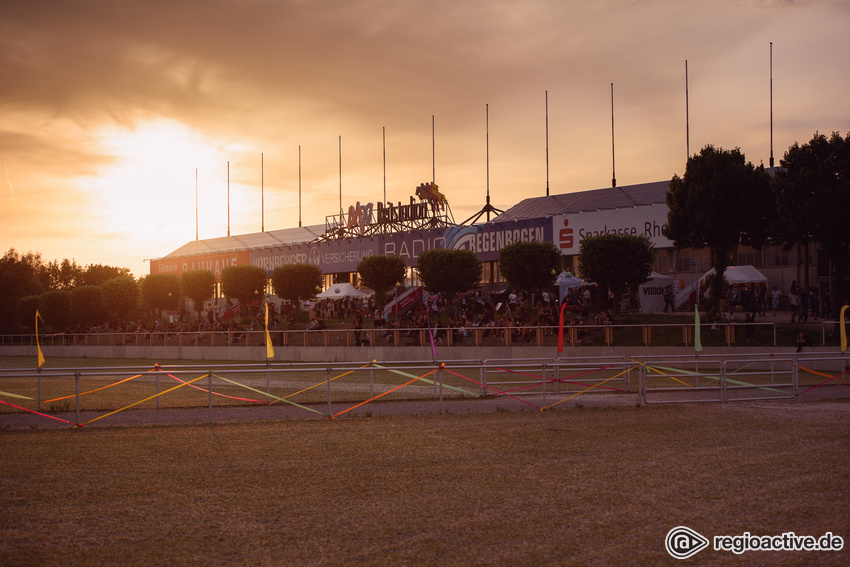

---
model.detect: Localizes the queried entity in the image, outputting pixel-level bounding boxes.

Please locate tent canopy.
[701,265,767,284]
[556,270,587,301]
[316,283,373,300]
[673,265,768,309]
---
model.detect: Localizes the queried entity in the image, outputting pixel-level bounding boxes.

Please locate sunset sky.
[1,0,848,278]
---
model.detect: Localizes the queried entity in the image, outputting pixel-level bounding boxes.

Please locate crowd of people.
[53,279,838,352]
[326,287,611,346]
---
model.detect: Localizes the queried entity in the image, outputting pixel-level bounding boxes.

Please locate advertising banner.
[158,219,553,279]
[554,204,672,255]
[251,240,380,276]
[150,251,250,281]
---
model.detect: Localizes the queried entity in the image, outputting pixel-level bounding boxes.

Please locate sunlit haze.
[1,0,848,277]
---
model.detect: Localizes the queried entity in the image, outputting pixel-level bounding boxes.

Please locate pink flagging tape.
[0,398,79,426]
[442,368,541,409]
[797,366,850,397]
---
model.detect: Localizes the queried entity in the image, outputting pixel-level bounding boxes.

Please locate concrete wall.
[0,344,830,364]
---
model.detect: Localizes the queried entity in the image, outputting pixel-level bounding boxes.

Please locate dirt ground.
[1,399,849,566]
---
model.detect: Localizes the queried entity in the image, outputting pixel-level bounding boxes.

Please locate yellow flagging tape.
[628,357,694,388]
[211,373,324,415]
[332,368,439,419]
[540,366,636,410]
[84,373,211,425]
[636,359,789,394]
[43,373,146,403]
[279,365,369,401]
[645,365,693,388]
[0,390,34,400]
[373,363,478,396]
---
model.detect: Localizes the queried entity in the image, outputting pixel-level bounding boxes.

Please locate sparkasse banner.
[553,205,672,254]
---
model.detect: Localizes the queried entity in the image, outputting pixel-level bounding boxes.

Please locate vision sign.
[554,205,672,254]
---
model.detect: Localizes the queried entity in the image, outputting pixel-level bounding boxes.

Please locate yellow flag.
[35,310,45,369]
[264,301,275,359]
[841,305,848,353]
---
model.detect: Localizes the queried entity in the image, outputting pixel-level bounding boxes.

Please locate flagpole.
[261,152,265,232]
[486,104,491,221]
[685,60,690,160]
[769,42,775,168]
[545,90,550,197]
[298,145,302,227]
[339,135,343,217]
[611,83,616,188]
[382,126,387,204]
[195,168,199,241]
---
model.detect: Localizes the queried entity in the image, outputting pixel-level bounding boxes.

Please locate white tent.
[674,265,768,309]
[556,270,586,302]
[316,283,373,300]
[638,272,674,313]
[704,265,768,284]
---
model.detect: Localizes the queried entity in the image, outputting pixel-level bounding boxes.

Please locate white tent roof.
[316,283,373,299]
[701,265,767,284]
[646,271,674,283]
[555,270,586,289]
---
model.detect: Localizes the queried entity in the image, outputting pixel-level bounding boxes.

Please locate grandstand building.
[151,177,816,304]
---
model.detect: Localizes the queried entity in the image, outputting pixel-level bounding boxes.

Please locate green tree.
[80,264,132,286]
[416,249,482,306]
[357,255,407,310]
[221,265,268,310]
[498,241,561,298]
[577,234,655,312]
[38,290,72,331]
[140,273,182,315]
[69,285,107,329]
[101,275,139,321]
[774,131,850,307]
[15,295,41,332]
[45,258,83,290]
[664,145,773,316]
[271,263,323,311]
[0,249,48,332]
[181,270,217,318]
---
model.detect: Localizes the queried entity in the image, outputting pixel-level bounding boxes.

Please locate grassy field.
[1,402,849,566]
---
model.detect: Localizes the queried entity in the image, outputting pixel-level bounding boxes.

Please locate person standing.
[796,330,811,352]
[663,285,674,313]
[789,287,799,323]
[770,286,781,316]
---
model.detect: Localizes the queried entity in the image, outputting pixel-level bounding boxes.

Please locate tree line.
[665,132,850,316]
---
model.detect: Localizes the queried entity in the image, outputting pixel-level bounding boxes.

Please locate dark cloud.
[0,0,848,276]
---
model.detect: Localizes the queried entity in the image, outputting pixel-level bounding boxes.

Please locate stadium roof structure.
[155,178,677,261]
[159,224,325,259]
[491,179,670,222]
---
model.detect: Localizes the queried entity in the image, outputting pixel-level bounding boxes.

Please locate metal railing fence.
[2,319,845,350]
[1,354,847,429]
